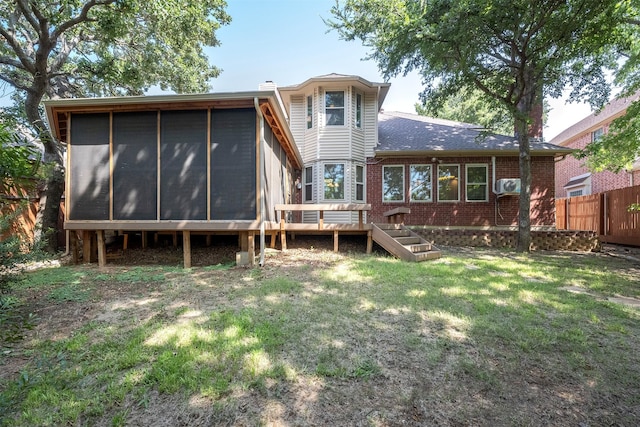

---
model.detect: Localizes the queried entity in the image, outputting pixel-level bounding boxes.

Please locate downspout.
[254,97,266,267]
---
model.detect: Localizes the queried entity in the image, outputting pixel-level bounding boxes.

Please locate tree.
[415,87,514,135]
[329,0,628,252]
[0,119,39,196]
[0,0,230,252]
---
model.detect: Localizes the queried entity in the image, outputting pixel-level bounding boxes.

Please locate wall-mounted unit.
[495,178,521,195]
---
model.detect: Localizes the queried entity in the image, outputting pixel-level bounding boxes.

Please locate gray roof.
[377,111,573,156]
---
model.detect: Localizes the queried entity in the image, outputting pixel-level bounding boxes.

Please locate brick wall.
[366,155,556,227]
[555,124,635,197]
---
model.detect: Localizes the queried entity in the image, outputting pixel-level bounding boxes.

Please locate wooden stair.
[372,223,442,262]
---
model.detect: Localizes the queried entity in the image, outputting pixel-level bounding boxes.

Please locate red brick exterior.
[554,123,636,197]
[367,155,556,226]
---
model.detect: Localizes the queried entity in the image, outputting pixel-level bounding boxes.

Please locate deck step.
[404,243,432,253]
[371,223,441,262]
[386,229,412,237]
[395,236,422,245]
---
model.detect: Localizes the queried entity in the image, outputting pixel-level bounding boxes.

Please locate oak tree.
[0,0,230,251]
[329,0,628,251]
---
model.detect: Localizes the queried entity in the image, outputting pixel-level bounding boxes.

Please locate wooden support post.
[206,235,212,246]
[82,230,92,264]
[172,231,178,248]
[270,232,277,249]
[123,233,129,251]
[70,231,79,264]
[333,229,339,252]
[248,232,255,266]
[141,231,148,249]
[358,210,364,229]
[319,211,324,230]
[240,231,248,251]
[183,230,191,269]
[154,232,159,245]
[280,209,287,250]
[96,230,106,268]
[366,230,373,254]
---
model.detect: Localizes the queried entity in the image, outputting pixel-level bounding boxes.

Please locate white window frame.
[304,166,313,202]
[409,164,432,202]
[465,164,489,202]
[437,164,460,202]
[325,90,345,126]
[592,127,604,142]
[355,93,363,129]
[356,164,365,201]
[306,95,313,129]
[323,162,345,201]
[383,165,405,203]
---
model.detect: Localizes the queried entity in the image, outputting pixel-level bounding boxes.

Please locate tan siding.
[289,95,306,150]
[303,132,317,163]
[318,128,351,158]
[352,130,365,160]
[364,93,378,158]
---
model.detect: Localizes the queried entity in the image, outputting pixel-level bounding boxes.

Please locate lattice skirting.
[411,228,600,252]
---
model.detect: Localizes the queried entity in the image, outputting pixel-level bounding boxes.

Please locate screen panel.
[112,112,158,220]
[68,113,110,220]
[210,108,256,220]
[160,110,208,220]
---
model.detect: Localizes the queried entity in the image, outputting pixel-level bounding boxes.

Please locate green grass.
[1,248,639,425]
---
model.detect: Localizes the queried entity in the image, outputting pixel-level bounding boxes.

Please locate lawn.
[1,242,639,426]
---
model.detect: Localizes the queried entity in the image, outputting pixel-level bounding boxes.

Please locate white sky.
[0,0,596,140]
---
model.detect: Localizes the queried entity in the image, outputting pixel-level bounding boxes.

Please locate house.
[552,94,640,198]
[44,73,574,265]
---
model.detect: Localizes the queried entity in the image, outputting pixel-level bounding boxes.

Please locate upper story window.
[466,164,488,202]
[325,91,345,126]
[437,164,460,202]
[383,165,405,202]
[355,93,362,128]
[592,127,604,142]
[306,95,313,129]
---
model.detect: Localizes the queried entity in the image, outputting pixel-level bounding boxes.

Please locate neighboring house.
[552,93,640,198]
[44,73,572,264]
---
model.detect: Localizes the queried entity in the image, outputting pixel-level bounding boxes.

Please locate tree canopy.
[415,88,514,136]
[329,0,630,251]
[0,119,39,196]
[0,0,230,251]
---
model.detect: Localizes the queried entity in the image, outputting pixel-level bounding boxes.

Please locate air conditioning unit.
[495,178,521,195]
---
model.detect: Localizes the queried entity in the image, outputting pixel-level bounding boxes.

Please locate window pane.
[410,165,432,201]
[325,91,344,107]
[355,94,362,128]
[467,166,487,183]
[305,166,313,183]
[356,165,364,183]
[307,95,313,129]
[467,184,487,201]
[324,163,344,199]
[383,166,404,202]
[438,165,459,201]
[304,166,313,202]
[326,109,344,126]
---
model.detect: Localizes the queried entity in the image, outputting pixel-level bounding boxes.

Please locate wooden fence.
[556,185,640,246]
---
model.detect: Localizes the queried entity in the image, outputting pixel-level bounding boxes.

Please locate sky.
[204,0,594,141]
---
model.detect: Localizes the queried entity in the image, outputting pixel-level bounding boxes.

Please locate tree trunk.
[515,116,532,252]
[25,89,64,253]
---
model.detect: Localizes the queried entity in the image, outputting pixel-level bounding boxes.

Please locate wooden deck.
[69,203,373,268]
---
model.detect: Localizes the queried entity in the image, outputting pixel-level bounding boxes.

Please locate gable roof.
[376,111,573,157]
[549,92,640,146]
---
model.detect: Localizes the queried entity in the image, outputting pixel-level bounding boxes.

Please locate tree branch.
[0,55,26,70]
[0,26,35,73]
[0,72,31,92]
[52,0,117,40]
